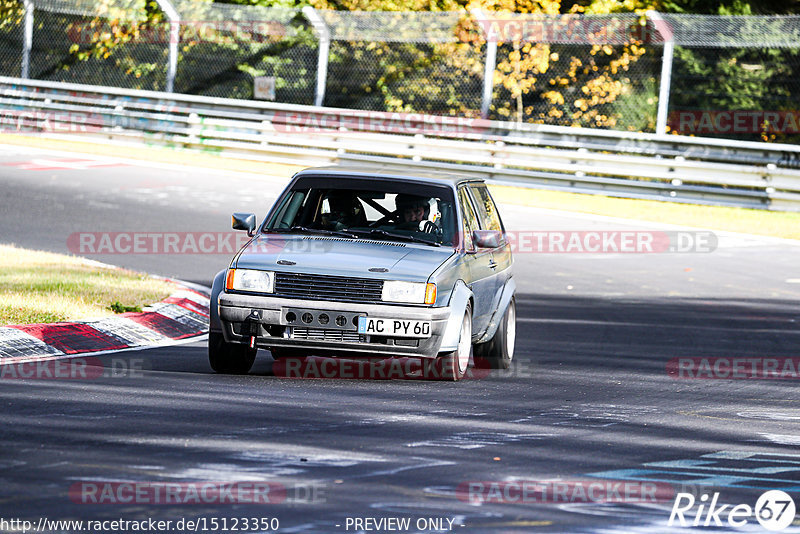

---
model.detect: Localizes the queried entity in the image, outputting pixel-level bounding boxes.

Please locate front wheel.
[208,332,257,374]
[436,304,472,381]
[476,298,516,369]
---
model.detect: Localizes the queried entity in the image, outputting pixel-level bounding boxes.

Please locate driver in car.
[395,194,439,233]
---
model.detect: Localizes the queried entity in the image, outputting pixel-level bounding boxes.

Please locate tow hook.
[245,309,261,348]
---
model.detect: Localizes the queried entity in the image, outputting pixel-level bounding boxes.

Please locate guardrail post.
[472,9,497,119]
[153,0,179,93]
[303,6,330,108]
[649,11,674,136]
[21,0,33,78]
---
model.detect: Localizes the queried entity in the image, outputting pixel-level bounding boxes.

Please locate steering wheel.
[421,221,442,236]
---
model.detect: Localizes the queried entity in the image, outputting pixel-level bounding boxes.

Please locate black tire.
[436,304,472,381]
[208,332,257,374]
[476,298,516,370]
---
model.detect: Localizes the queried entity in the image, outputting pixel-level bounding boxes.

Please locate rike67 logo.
[668,490,797,531]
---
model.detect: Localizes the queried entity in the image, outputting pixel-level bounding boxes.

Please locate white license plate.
[357,317,431,338]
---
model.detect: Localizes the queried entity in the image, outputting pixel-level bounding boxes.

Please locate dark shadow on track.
[1,292,799,531]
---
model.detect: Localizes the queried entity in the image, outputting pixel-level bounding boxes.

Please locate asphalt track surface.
[1,144,800,533]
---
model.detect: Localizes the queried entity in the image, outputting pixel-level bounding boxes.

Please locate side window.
[458,188,479,251]
[469,184,503,233]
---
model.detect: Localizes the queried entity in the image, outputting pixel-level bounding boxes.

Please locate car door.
[467,183,512,322]
[458,186,497,336]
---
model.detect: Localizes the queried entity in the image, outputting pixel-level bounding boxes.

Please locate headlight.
[226,269,274,293]
[382,281,436,305]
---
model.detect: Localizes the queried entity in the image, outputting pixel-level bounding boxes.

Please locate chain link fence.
[171,1,315,103]
[662,14,800,143]
[473,12,662,130]
[319,10,483,116]
[0,1,24,78]
[2,1,800,142]
[491,42,661,132]
[31,0,162,89]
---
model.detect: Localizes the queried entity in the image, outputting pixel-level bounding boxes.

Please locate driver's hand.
[421,221,440,234]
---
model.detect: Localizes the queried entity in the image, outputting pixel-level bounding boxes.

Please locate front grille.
[291,328,365,342]
[274,272,384,303]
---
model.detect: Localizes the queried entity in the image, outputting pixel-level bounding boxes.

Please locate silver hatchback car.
[209,166,516,380]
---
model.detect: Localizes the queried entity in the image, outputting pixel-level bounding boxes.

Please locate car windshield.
[263,177,457,246]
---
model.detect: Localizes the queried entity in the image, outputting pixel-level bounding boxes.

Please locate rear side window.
[468,184,503,232]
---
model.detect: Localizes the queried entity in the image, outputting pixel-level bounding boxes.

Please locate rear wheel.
[436,304,472,381]
[208,332,257,374]
[476,298,516,369]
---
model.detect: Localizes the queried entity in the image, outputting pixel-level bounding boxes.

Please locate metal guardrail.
[2,76,800,211]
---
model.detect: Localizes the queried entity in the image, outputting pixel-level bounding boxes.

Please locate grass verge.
[0,244,176,325]
[489,185,800,241]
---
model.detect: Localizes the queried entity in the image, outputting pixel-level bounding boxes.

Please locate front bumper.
[218,292,451,358]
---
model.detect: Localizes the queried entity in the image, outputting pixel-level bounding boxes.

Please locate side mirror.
[232,212,256,236]
[473,229,502,249]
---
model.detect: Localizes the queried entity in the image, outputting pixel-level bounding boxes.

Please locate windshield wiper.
[266,226,358,239]
[348,228,441,247]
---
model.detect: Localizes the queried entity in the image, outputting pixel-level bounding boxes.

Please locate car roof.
[293,165,484,187]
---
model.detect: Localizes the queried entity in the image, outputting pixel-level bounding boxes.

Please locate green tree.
[660,0,800,141]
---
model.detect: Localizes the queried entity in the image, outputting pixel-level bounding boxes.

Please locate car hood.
[234,235,455,282]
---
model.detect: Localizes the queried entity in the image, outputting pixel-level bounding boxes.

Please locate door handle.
[488,259,498,269]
